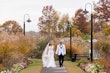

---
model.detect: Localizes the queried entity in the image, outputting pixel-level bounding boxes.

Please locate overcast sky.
[0,0,98,32]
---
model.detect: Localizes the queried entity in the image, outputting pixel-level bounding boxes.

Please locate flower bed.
[77,59,107,73]
[12,63,25,72]
[0,69,11,73]
[0,60,32,73]
[82,63,103,73]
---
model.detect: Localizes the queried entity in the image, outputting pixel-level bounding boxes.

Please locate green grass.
[20,59,42,73]
[28,59,42,67]
[64,61,85,73]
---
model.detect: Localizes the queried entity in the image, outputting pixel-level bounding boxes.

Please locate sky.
[0,0,99,32]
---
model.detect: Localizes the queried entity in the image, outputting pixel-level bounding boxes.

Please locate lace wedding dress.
[42,43,56,68]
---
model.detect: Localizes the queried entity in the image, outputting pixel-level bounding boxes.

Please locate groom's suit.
[56,43,66,67]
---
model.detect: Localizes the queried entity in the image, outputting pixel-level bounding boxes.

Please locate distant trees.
[38,5,59,34]
[38,0,110,37]
[94,0,110,22]
[72,9,90,34]
[57,14,70,37]
[0,20,23,34]
[93,0,110,32]
[38,5,84,37]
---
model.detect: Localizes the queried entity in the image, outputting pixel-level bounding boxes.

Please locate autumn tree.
[38,5,59,35]
[71,27,82,37]
[72,9,90,34]
[93,0,110,31]
[57,14,69,37]
[1,20,23,34]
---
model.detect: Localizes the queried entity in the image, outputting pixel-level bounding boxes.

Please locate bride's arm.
[51,45,55,53]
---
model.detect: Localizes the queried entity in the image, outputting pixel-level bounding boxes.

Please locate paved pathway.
[41,62,67,73]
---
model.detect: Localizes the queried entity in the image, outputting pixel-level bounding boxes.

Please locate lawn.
[64,61,85,73]
[19,59,42,73]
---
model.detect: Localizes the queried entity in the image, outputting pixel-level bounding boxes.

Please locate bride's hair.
[49,40,54,46]
[49,43,52,46]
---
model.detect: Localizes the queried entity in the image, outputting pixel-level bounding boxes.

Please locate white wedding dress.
[42,43,56,68]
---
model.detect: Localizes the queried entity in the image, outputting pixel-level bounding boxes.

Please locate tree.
[1,20,23,34]
[94,0,110,26]
[38,5,59,35]
[72,27,82,37]
[57,14,69,37]
[72,9,90,34]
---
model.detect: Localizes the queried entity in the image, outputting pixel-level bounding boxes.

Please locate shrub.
[82,34,90,40]
[77,58,89,67]
[94,38,110,72]
[34,37,50,58]
[2,51,24,70]
[0,32,36,70]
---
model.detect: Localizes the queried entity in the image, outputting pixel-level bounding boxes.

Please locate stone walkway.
[41,62,67,73]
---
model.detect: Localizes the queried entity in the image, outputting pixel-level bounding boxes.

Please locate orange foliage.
[0,64,3,71]
[65,41,86,55]
[71,43,83,54]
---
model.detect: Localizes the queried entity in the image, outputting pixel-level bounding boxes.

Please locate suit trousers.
[58,54,64,67]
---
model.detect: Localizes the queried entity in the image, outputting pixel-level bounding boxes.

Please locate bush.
[82,34,90,40]
[33,37,50,58]
[2,51,24,70]
[77,58,88,67]
[94,38,110,72]
[64,55,71,61]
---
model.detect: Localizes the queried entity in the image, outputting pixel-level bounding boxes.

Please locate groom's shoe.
[60,63,63,67]
[62,64,63,67]
[59,64,61,67]
[60,65,61,67]
[60,63,62,67]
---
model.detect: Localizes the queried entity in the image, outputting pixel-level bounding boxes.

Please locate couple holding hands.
[42,40,66,68]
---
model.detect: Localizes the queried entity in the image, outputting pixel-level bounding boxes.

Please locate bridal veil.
[42,42,49,67]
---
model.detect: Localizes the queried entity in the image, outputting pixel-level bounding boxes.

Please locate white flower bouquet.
[45,55,48,59]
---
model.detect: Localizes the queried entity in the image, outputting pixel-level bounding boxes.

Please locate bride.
[42,41,56,68]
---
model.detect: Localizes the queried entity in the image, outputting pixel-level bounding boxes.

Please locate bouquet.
[45,55,48,59]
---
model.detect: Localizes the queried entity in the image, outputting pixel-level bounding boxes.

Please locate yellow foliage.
[72,28,82,36]
[103,25,110,35]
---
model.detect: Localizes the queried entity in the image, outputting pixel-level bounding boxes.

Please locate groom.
[56,40,66,67]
